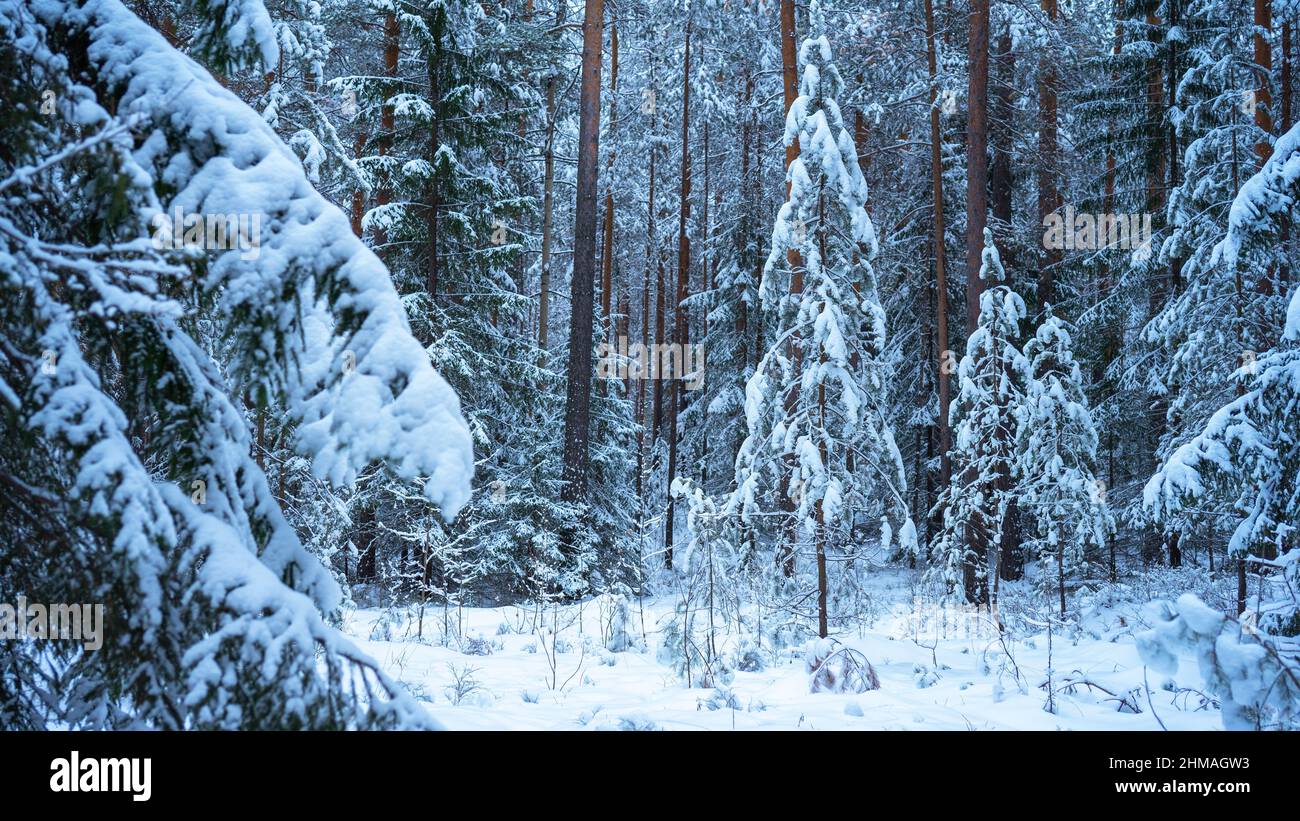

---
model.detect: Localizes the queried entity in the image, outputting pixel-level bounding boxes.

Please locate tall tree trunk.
[965,0,990,337]
[925,0,952,493]
[1143,10,1170,566]
[538,1,568,350]
[963,0,991,604]
[560,0,606,502]
[426,58,441,301]
[351,131,367,237]
[376,11,398,250]
[600,23,620,339]
[990,25,1014,267]
[778,0,802,578]
[664,22,693,569]
[1256,0,1275,167]
[1036,0,1060,311]
[991,25,1020,583]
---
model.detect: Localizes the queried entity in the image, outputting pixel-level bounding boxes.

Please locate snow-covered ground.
[343,569,1225,731]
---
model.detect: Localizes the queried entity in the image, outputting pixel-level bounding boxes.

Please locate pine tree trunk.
[778,0,802,578]
[664,22,692,570]
[963,0,991,604]
[965,0,990,337]
[991,24,1023,583]
[351,131,367,237]
[426,58,440,302]
[376,11,398,250]
[925,0,952,493]
[1036,0,1060,311]
[537,1,568,350]
[990,26,1014,269]
[538,74,556,349]
[560,0,606,502]
[600,23,619,339]
[1256,0,1275,166]
[1143,10,1168,567]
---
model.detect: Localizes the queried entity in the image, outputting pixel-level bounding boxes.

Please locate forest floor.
[344,567,1229,730]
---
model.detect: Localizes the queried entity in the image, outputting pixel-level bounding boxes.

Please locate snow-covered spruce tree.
[0,0,472,728]
[1139,0,1284,559]
[1146,120,1300,594]
[1140,121,1300,729]
[1017,309,1114,616]
[730,0,914,639]
[930,229,1029,606]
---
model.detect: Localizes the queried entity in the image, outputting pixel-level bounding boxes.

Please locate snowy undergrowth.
[344,567,1229,730]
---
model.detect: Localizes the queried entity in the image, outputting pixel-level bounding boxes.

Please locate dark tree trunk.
[664,22,692,569]
[560,0,605,502]
[925,0,953,495]
[963,0,991,604]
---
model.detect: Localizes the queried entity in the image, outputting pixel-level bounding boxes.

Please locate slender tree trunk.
[351,131,367,237]
[376,11,398,250]
[426,58,441,301]
[925,0,952,493]
[963,0,991,604]
[560,0,606,502]
[664,22,693,569]
[1143,10,1169,566]
[1037,0,1060,311]
[778,0,802,578]
[990,25,1014,268]
[1284,20,1293,132]
[991,25,1021,583]
[965,0,990,337]
[600,23,619,339]
[1256,0,1275,166]
[538,2,568,350]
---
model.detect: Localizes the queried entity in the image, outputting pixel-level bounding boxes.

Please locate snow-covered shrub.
[730,639,768,673]
[913,664,940,689]
[698,688,741,712]
[804,639,880,694]
[1138,592,1300,730]
[604,592,635,653]
[657,604,736,689]
[462,635,495,657]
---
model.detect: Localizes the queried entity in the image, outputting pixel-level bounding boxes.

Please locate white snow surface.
[345,570,1223,731]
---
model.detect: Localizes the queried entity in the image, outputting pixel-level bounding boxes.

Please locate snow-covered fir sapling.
[1017,308,1115,616]
[659,477,741,688]
[729,0,914,639]
[931,228,1029,608]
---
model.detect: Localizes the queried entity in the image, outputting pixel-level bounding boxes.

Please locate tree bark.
[664,22,693,569]
[1256,0,1274,166]
[560,0,606,502]
[963,0,991,604]
[1036,0,1060,311]
[964,0,990,337]
[600,22,619,339]
[376,11,398,250]
[925,0,952,494]
[538,1,568,350]
[778,0,802,578]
